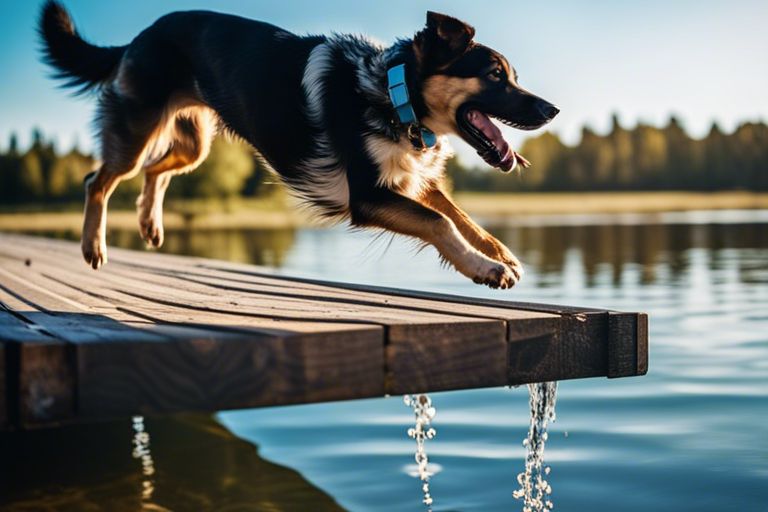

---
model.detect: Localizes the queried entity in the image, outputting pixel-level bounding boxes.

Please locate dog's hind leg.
[82,91,164,269]
[137,107,216,248]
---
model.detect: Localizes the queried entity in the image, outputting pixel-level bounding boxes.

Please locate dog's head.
[414,12,559,172]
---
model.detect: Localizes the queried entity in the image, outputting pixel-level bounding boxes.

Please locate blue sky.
[1,0,766,165]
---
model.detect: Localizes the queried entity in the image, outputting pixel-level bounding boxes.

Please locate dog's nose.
[546,105,560,118]
[539,103,559,120]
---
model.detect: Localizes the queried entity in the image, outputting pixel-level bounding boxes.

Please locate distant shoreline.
[453,191,768,217]
[0,191,765,232]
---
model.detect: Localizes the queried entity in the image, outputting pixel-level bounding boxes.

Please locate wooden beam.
[0,233,648,429]
[608,312,649,378]
[0,309,75,428]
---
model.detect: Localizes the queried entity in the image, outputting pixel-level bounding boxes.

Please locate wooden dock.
[0,233,647,429]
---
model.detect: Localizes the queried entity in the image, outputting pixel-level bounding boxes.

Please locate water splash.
[404,394,437,510]
[513,382,558,512]
[131,416,156,503]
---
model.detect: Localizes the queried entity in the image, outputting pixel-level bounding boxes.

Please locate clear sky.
[1,0,766,165]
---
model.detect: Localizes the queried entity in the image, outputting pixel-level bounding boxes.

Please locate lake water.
[2,209,767,511]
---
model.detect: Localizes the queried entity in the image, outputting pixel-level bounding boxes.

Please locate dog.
[39,2,558,288]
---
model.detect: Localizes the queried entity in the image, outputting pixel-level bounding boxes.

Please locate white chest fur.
[364,134,454,198]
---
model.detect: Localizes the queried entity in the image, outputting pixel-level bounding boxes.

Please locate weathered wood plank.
[0,245,514,402]
[120,262,557,322]
[6,253,516,400]
[198,261,606,315]
[608,312,649,378]
[75,327,385,417]
[0,233,588,316]
[0,247,515,328]
[0,233,648,428]
[508,312,610,384]
[0,308,74,427]
[0,243,388,422]
[637,313,649,375]
[386,321,508,394]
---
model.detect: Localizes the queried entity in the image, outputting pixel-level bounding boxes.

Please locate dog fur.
[39,2,558,288]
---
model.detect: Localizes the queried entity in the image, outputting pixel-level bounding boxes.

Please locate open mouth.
[456,105,531,173]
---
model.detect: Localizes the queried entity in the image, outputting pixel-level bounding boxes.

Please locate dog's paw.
[82,237,107,270]
[139,217,164,248]
[471,259,520,289]
[500,252,524,284]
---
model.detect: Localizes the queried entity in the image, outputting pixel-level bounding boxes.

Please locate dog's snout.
[538,101,559,120]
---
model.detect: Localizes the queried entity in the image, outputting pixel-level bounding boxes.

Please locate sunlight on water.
[404,394,438,510]
[514,382,558,512]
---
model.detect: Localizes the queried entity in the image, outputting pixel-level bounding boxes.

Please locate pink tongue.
[467,110,511,158]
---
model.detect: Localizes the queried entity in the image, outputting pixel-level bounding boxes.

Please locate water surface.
[3,209,767,511]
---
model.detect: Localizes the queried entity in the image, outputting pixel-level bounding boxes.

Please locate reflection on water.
[115,228,297,267]
[5,210,768,511]
[0,415,343,511]
[39,227,298,267]
[39,212,765,291]
[131,416,158,507]
[505,220,767,288]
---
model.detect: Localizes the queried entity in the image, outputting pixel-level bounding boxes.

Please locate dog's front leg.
[351,187,519,288]
[419,186,523,281]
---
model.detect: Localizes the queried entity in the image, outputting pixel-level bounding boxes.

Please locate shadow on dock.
[0,414,344,511]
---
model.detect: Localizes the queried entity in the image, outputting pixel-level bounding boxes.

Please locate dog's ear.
[414,11,475,69]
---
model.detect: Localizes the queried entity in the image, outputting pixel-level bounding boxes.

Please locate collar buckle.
[387,64,436,150]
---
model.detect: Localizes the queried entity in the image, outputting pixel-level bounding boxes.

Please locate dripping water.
[513,382,558,512]
[404,394,437,511]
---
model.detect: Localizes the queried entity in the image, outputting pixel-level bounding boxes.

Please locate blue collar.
[386,64,437,149]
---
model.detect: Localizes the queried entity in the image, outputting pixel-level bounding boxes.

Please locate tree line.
[1,116,766,206]
[449,115,767,192]
[0,129,271,207]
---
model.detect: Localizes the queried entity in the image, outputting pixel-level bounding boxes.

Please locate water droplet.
[405,394,438,509]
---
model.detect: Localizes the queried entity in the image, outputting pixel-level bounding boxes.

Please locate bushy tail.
[38,1,126,94]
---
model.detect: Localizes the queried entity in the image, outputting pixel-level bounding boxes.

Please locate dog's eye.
[487,68,504,82]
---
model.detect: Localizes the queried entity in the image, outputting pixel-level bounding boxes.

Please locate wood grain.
[0,233,649,429]
[608,312,649,378]
[387,321,508,394]
[0,309,74,427]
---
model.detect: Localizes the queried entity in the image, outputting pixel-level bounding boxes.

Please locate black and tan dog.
[39,2,558,288]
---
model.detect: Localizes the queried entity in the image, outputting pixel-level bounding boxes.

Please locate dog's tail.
[39,1,126,94]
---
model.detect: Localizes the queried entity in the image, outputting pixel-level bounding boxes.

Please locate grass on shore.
[452,190,768,217]
[0,191,766,232]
